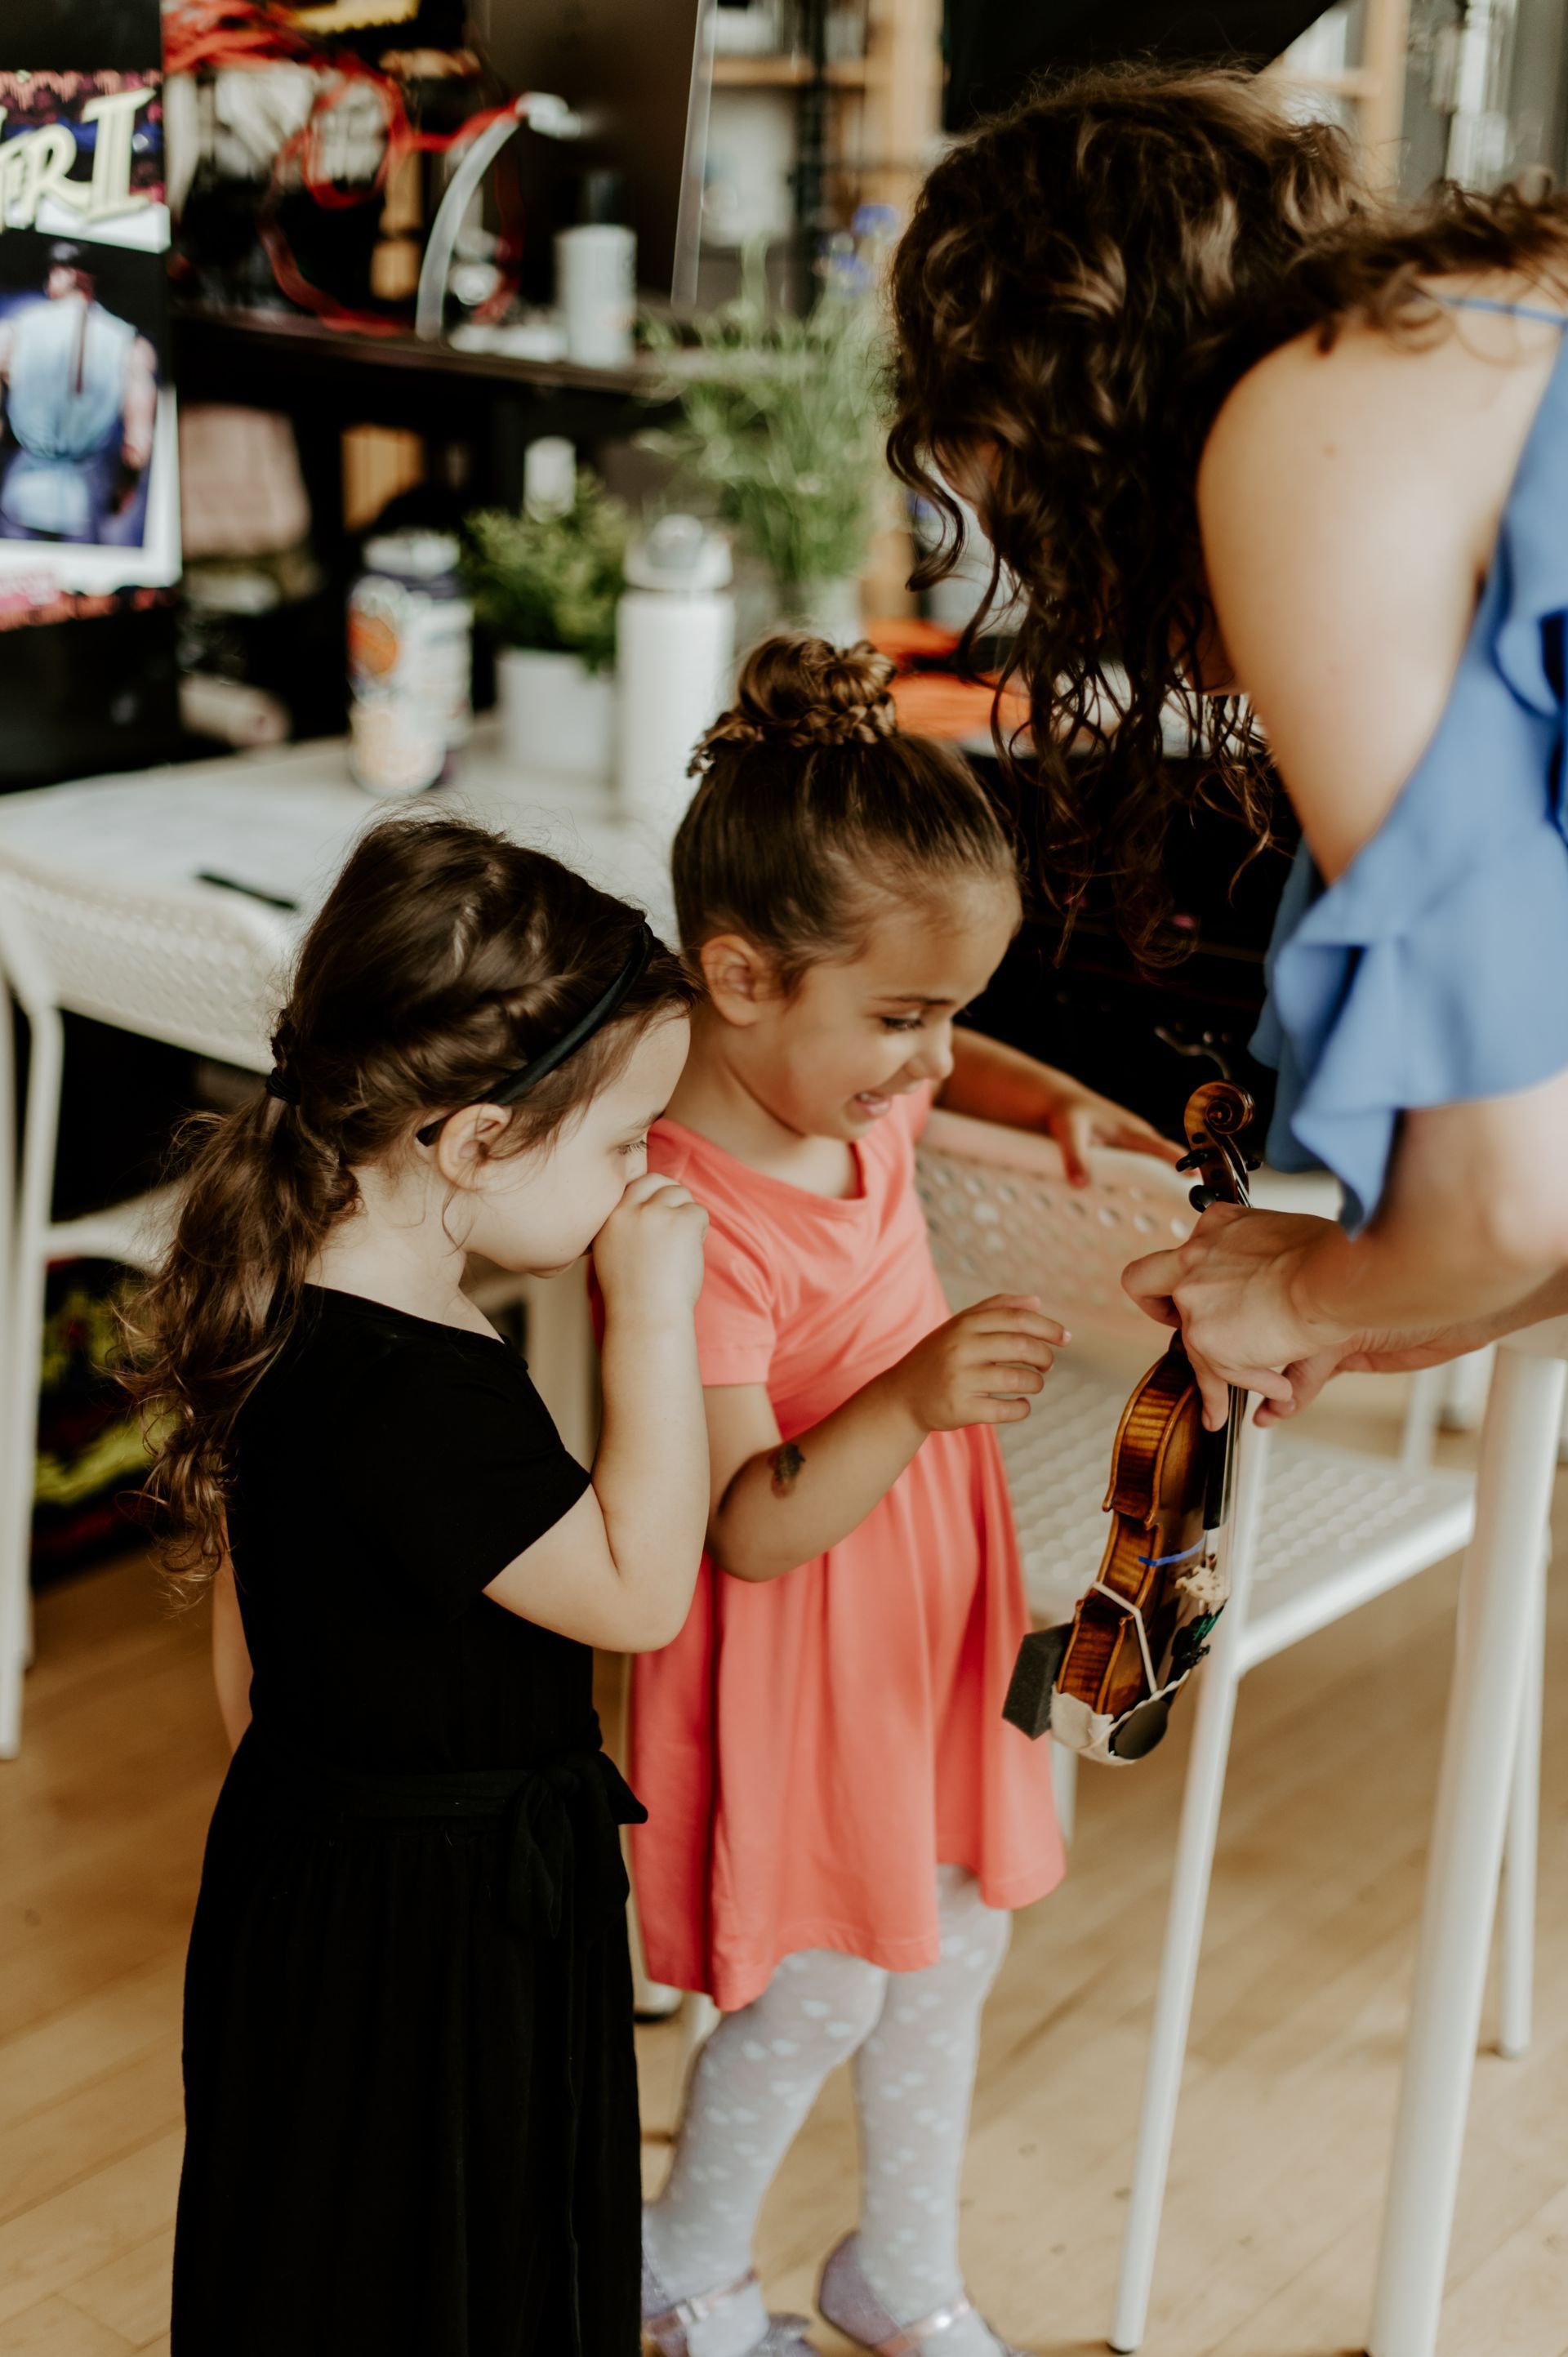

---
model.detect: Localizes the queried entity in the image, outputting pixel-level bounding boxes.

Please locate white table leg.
[1368,1343,1566,2357]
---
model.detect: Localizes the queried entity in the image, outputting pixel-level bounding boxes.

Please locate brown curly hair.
[887,61,1568,955]
[123,817,693,1589]
[675,634,1018,987]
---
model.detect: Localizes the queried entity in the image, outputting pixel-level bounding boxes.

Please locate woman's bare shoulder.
[1200,301,1557,559]
[1196,310,1559,877]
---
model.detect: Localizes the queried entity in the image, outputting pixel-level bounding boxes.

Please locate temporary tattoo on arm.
[768,1441,805,1499]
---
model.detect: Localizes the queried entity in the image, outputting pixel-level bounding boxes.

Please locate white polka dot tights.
[644,1865,1011,2357]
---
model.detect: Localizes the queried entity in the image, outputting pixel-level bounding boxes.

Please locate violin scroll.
[1177,1080,1256,1216]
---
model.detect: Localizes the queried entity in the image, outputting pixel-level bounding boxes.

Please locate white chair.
[913,1107,1537,2353]
[0,849,288,1758]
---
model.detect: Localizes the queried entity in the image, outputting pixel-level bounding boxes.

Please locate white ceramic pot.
[777,576,863,645]
[495,647,615,777]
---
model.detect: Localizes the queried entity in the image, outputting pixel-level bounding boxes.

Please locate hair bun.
[689,635,898,773]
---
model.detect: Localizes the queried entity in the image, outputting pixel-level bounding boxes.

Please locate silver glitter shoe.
[642,2254,820,2356]
[816,2234,1028,2357]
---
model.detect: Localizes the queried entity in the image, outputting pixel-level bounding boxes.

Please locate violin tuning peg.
[1244,1156,1262,1172]
[1174,1150,1201,1174]
[1189,1185,1219,1213]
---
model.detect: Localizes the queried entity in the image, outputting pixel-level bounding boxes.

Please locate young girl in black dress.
[128,817,709,2357]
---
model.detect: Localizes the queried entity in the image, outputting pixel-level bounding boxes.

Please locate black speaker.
[946,1,1339,131]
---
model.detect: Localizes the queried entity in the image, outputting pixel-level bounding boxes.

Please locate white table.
[0,722,677,1015]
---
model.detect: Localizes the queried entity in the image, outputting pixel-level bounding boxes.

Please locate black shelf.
[171,302,670,543]
[171,301,655,401]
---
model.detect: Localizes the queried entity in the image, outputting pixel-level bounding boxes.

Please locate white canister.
[555,223,636,368]
[616,516,735,835]
[495,646,616,778]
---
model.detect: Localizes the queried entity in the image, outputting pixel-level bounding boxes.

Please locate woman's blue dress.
[1252,296,1568,1232]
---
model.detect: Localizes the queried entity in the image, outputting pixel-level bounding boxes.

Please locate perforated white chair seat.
[0,849,287,1071]
[996,1370,1476,1669]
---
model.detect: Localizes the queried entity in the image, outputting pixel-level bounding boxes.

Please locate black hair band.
[415,922,656,1149]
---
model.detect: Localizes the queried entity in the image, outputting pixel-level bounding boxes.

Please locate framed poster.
[0,58,177,626]
[0,48,178,629]
[0,0,178,783]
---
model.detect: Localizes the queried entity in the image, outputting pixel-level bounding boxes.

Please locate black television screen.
[470,0,710,301]
[945,1,1337,131]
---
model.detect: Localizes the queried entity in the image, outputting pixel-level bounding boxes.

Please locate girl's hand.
[885,1294,1067,1432]
[1122,1202,1344,1428]
[592,1173,708,1318]
[1037,1078,1183,1187]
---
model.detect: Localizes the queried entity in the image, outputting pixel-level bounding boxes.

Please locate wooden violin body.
[1004,1081,1254,1763]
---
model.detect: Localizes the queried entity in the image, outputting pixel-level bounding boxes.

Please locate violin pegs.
[1189,1185,1219,1213]
[1173,1150,1202,1174]
[1244,1155,1262,1172]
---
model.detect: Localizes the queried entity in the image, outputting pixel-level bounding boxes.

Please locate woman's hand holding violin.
[1121,1201,1348,1429]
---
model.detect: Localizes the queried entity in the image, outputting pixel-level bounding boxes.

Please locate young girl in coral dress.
[635,637,1178,2357]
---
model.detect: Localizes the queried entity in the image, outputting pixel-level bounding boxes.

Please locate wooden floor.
[2,1394,1566,2357]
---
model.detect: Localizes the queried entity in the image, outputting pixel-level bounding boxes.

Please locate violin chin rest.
[1003,1624,1071,1740]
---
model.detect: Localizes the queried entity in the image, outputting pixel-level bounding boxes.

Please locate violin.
[1004,1080,1256,1764]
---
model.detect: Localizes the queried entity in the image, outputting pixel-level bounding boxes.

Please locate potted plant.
[639,233,890,642]
[463,470,630,775]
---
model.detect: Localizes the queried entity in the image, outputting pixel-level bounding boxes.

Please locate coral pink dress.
[632,1085,1063,2012]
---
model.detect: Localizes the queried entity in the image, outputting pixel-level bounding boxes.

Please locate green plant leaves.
[639,247,888,594]
[461,475,630,672]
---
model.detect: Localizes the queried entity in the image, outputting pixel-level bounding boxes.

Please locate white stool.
[1368,1317,1566,2357]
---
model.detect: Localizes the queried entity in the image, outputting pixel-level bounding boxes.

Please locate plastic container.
[616,515,734,835]
[555,223,636,368]
[347,530,472,798]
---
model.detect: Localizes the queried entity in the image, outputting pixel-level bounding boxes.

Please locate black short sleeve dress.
[172,1285,644,2357]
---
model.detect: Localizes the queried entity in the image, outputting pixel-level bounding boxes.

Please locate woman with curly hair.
[888,63,1568,1421]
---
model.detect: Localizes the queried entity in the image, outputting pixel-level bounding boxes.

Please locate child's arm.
[938,1027,1182,1184]
[212,1557,253,1753]
[706,1294,1064,1584]
[483,1173,711,1652]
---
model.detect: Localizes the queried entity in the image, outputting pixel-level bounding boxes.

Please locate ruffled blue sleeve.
[1250,358,1568,1234]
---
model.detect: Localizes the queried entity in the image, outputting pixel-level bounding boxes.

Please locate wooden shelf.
[710,54,868,90]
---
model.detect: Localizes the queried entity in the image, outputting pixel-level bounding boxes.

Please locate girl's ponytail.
[123,816,693,1587]
[124,1085,354,1592]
